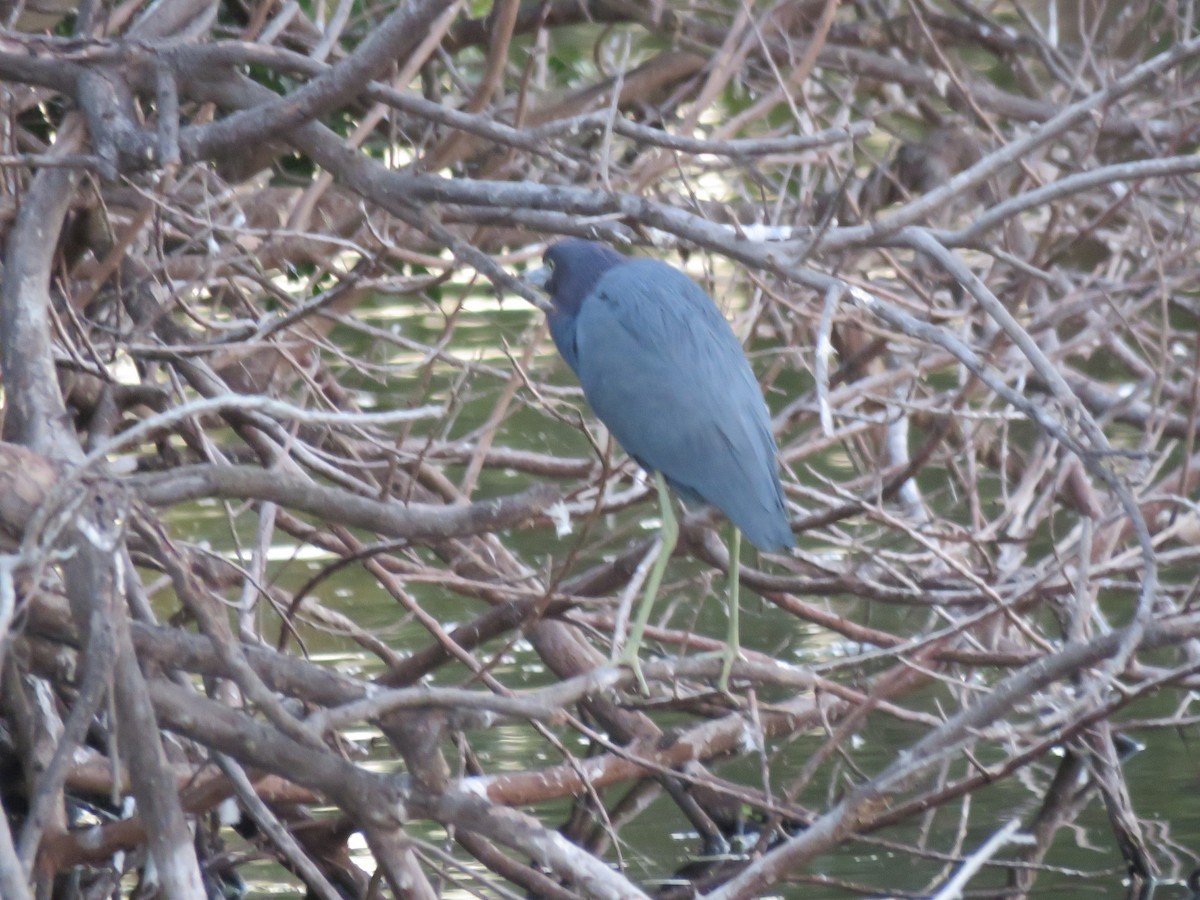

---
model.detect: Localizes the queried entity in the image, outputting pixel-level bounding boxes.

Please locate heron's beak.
[522,266,553,311]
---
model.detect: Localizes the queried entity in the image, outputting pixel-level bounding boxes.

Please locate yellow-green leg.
[620,471,677,694]
[718,525,742,692]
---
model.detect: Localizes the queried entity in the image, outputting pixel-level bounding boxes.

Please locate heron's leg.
[620,471,677,694]
[718,525,742,692]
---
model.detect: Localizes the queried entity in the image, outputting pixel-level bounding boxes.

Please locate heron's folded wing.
[574,260,792,550]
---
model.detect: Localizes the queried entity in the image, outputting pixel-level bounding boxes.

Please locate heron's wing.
[574,259,792,550]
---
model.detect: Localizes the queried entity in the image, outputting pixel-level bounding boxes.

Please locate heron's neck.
[547,308,581,376]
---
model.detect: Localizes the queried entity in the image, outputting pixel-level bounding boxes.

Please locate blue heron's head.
[527,240,626,317]
[526,240,626,374]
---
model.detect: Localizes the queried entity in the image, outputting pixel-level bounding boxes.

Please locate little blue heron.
[527,239,793,691]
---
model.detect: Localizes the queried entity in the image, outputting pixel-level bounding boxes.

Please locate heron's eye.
[545,259,555,272]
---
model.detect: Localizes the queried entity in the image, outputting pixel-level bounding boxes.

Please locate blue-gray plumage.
[536,239,792,551]
[527,239,792,692]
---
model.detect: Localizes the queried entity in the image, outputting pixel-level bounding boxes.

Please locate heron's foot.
[716,644,743,695]
[619,647,650,696]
